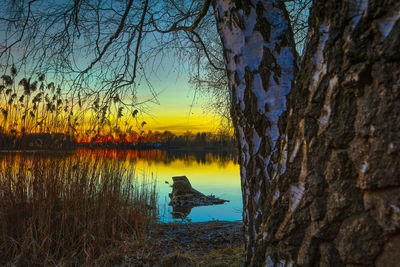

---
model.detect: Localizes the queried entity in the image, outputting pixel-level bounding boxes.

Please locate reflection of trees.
[75,148,237,166]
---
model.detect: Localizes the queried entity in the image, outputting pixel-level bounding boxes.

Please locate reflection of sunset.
[73,148,242,222]
[0,148,238,177]
[0,148,242,223]
[75,148,238,172]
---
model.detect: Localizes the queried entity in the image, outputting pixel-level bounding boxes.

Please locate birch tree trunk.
[213,0,400,266]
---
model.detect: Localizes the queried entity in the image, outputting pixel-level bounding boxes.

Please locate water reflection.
[167,176,230,221]
[74,148,238,166]
[0,148,242,222]
[171,206,193,220]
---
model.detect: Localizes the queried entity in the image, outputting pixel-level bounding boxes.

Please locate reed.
[0,152,157,265]
[0,68,141,146]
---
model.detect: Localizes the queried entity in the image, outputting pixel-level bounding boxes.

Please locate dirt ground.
[124,221,244,266]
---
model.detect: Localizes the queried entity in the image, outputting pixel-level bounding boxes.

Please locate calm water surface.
[1,149,242,222]
[94,149,243,222]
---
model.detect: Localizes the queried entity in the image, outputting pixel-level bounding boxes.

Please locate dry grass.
[198,246,244,267]
[0,152,157,265]
[155,246,244,267]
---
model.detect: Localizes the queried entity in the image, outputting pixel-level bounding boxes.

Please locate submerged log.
[168,176,229,208]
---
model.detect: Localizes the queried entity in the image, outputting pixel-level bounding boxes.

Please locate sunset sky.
[134,62,222,135]
[0,58,223,136]
[0,1,227,137]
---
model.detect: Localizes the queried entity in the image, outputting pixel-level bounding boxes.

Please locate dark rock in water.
[169,176,229,209]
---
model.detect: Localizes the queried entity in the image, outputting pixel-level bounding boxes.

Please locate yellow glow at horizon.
[139,98,221,134]
[143,113,218,134]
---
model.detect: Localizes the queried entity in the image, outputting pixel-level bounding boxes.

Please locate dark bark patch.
[234,54,240,64]
[254,112,271,139]
[336,215,383,264]
[327,86,356,148]
[270,149,279,164]
[254,2,271,42]
[243,67,255,123]
[259,47,274,91]
[303,116,318,142]
[278,110,287,135]
[234,71,240,85]
[276,29,291,49]
[319,243,343,266]
[243,67,272,140]
[258,135,272,161]
[266,158,275,179]
[310,77,328,104]
[310,197,326,221]
[232,11,245,30]
[264,103,269,113]
[232,0,252,16]
[375,234,400,267]
[231,85,238,107]
[273,73,280,85]
[273,62,282,81]
[356,64,372,96]
[325,151,357,182]
[327,41,344,73]
[275,43,281,55]
[363,188,400,233]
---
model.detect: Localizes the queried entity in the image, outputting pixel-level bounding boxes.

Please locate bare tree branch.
[81,0,134,74]
[187,31,225,71]
[0,0,38,59]
[151,0,211,33]
[133,0,149,83]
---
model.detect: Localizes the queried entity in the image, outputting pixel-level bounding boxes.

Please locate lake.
[0,148,242,222]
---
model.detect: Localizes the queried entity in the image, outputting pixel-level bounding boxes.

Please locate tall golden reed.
[0,152,157,265]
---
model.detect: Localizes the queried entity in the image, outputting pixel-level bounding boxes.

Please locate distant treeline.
[0,130,236,151]
[80,130,236,151]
